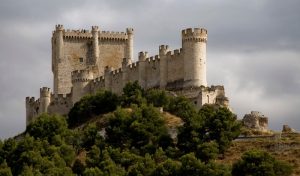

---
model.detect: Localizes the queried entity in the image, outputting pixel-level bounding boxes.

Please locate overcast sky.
[0,0,299,139]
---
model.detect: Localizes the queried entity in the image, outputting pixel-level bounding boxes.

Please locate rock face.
[242,111,268,132]
[282,125,296,133]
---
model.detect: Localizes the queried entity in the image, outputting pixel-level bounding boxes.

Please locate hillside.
[0,83,296,175]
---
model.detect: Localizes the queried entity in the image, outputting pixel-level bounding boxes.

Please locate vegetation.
[0,81,293,175]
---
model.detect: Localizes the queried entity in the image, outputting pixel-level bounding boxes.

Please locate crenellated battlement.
[112,68,123,75]
[128,62,139,69]
[55,24,64,31]
[40,87,51,97]
[92,26,99,32]
[138,51,148,61]
[126,28,134,34]
[59,26,130,41]
[182,28,207,42]
[159,45,169,55]
[26,97,36,104]
[71,69,93,83]
[146,55,160,63]
[166,48,182,58]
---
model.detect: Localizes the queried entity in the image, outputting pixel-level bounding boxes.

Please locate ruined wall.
[197,85,229,107]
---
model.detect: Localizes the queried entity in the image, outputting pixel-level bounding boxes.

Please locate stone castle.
[26,24,229,125]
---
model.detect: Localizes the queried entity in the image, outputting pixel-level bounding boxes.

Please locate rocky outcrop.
[242,111,269,132]
[282,125,296,133]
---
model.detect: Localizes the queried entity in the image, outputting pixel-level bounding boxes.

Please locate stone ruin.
[242,111,269,132]
[282,125,296,133]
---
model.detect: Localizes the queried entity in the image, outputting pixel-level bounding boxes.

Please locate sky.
[0,0,299,139]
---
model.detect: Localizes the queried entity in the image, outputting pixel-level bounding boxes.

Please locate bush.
[68,90,119,127]
[232,150,293,176]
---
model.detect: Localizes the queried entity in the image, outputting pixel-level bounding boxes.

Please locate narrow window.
[79,57,83,63]
[207,95,209,103]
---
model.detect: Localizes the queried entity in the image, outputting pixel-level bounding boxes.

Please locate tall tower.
[91,26,100,65]
[182,28,207,88]
[126,28,134,63]
[53,24,64,94]
[159,45,169,89]
[71,70,93,103]
[39,87,51,114]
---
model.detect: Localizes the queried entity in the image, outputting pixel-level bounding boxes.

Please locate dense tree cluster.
[0,81,293,175]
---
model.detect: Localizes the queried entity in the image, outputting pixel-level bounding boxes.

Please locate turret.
[138,51,148,88]
[71,69,93,103]
[53,24,64,94]
[39,87,51,114]
[126,28,134,63]
[182,28,207,88]
[159,45,169,88]
[91,26,100,65]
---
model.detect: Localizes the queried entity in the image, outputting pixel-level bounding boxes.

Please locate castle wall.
[48,94,73,116]
[127,63,139,83]
[145,56,160,88]
[98,41,127,75]
[110,69,124,94]
[166,50,184,89]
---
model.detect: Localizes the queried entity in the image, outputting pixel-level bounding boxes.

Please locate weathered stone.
[242,111,269,132]
[282,125,296,133]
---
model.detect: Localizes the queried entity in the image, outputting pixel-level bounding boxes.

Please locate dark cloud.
[1,0,299,139]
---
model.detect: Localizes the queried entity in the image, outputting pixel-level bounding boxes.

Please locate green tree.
[200,105,241,153]
[121,81,146,107]
[68,90,119,127]
[0,161,12,176]
[145,89,171,108]
[177,105,241,158]
[106,105,172,153]
[26,114,69,142]
[59,144,75,167]
[232,150,293,176]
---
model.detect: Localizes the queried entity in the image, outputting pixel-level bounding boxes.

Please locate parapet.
[26,97,36,104]
[71,69,94,83]
[126,28,134,35]
[92,26,99,32]
[182,28,207,42]
[55,24,64,31]
[159,45,169,55]
[40,87,51,97]
[138,51,148,61]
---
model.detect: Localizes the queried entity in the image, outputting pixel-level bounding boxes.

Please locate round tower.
[71,69,93,103]
[54,24,64,94]
[126,28,134,63]
[182,28,207,88]
[159,45,169,88]
[91,26,100,65]
[39,87,51,114]
[138,51,148,88]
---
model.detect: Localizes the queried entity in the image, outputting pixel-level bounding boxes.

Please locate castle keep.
[26,25,229,125]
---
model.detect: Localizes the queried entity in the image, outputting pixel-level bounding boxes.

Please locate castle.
[26,25,229,125]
